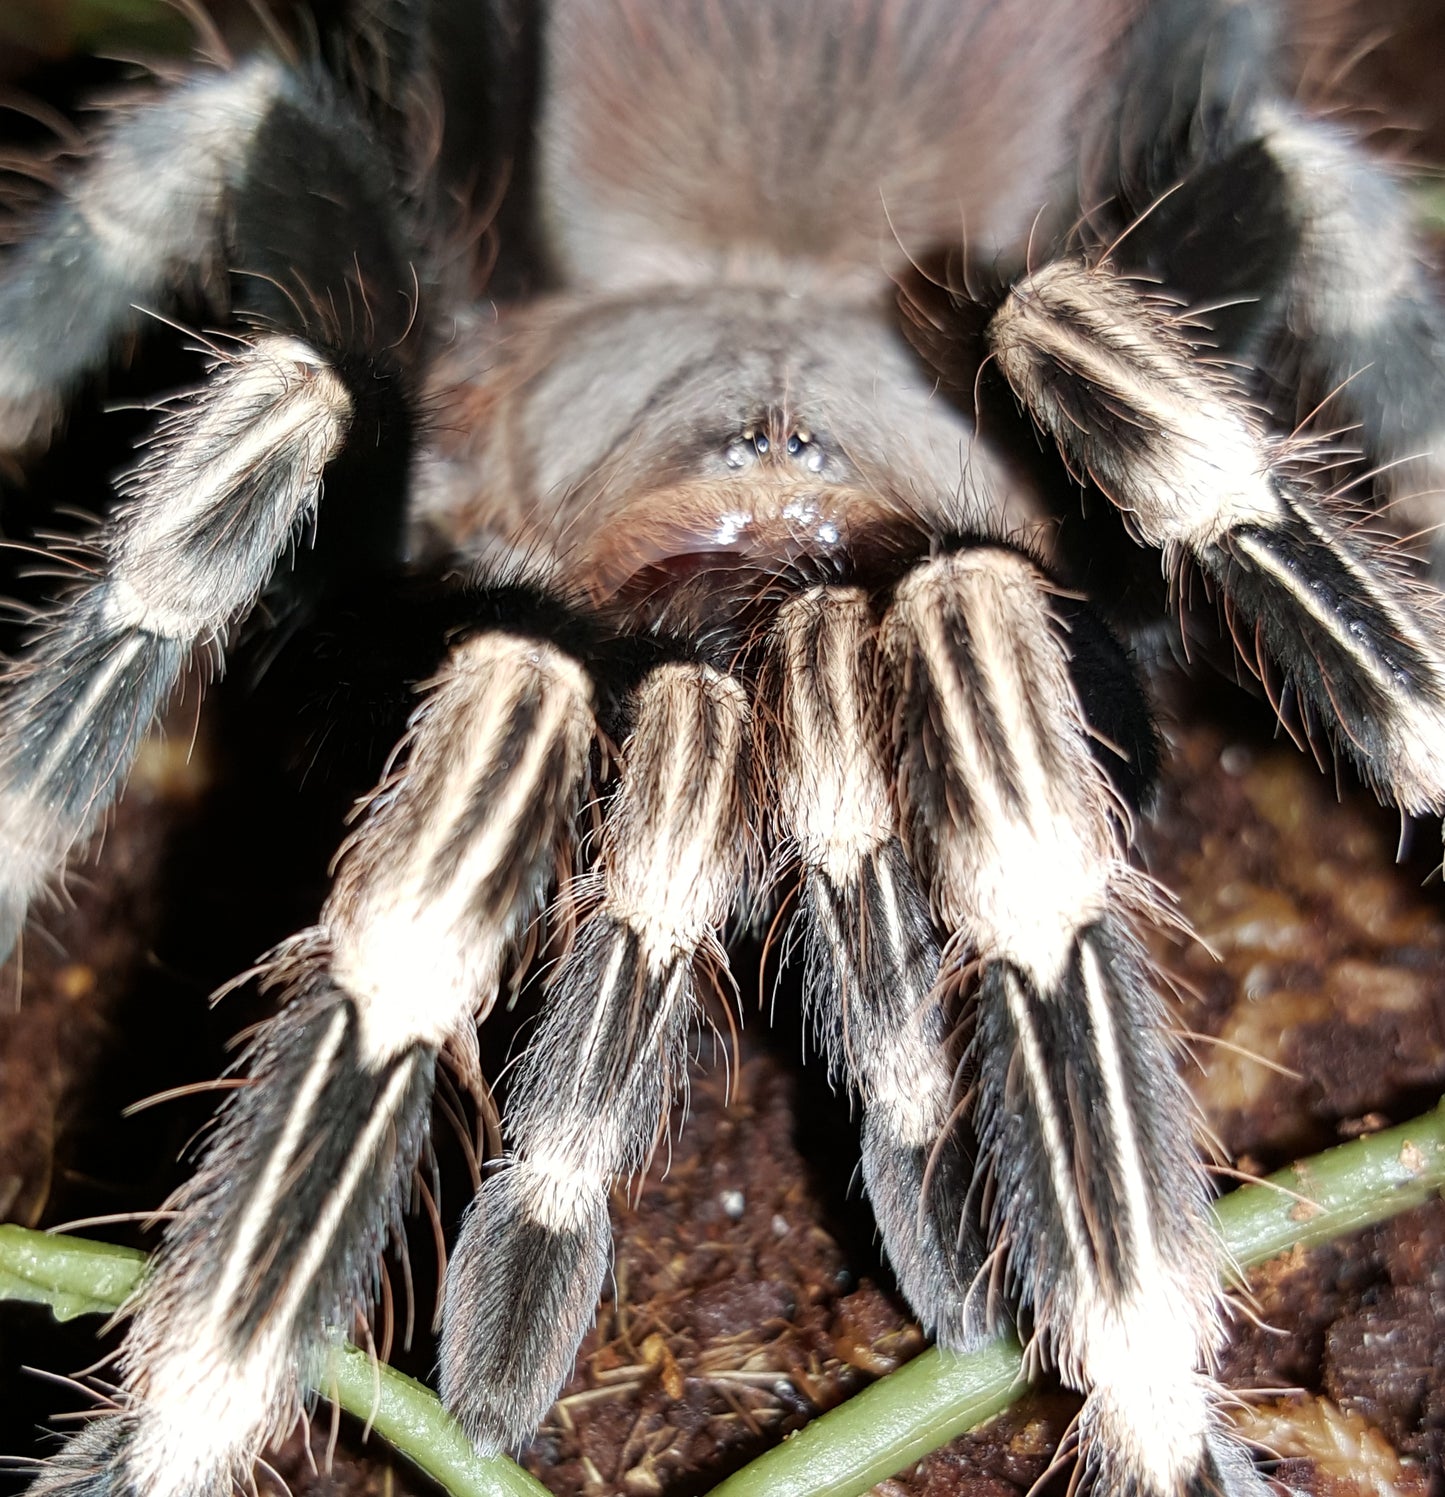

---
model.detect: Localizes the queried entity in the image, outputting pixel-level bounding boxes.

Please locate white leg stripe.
[210,1005,350,1313]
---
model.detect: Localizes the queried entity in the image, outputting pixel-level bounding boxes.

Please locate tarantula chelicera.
[4,0,1445,1492]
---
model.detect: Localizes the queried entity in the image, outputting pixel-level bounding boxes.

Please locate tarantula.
[3,0,1445,1492]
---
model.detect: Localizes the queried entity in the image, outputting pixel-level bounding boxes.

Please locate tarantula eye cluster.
[3,1,1445,1495]
[723,422,823,471]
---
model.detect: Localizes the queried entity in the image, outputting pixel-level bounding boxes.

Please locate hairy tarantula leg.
[441,659,751,1451]
[765,586,989,1348]
[0,60,293,452]
[881,545,1266,1497]
[0,335,353,963]
[29,631,595,1497]
[0,17,431,459]
[990,258,1445,814]
[0,33,434,965]
[1254,105,1445,563]
[1098,0,1445,566]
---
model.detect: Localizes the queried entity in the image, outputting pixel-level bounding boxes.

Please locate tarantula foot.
[27,1418,135,1497]
[440,1164,612,1452]
[861,1113,992,1350]
[1081,1390,1280,1496]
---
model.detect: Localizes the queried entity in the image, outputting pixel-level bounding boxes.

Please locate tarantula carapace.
[3,1,1445,1493]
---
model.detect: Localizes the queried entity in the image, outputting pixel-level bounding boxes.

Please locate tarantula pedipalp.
[3,0,1445,1493]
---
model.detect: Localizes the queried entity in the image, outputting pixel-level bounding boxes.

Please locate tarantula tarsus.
[4,0,1445,1493]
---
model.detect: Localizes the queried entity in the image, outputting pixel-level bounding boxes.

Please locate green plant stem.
[319,1350,552,1497]
[1213,1104,1445,1268]
[0,1224,549,1497]
[1415,181,1445,232]
[3,1100,1443,1497]
[704,1098,1445,1497]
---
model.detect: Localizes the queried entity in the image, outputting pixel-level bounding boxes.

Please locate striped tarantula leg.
[880,545,1266,1497]
[30,630,595,1497]
[1254,105,1445,565]
[764,586,988,1348]
[1093,0,1445,566]
[0,36,426,458]
[0,335,354,962]
[441,658,751,1451]
[0,61,291,453]
[0,44,430,963]
[990,258,1445,814]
